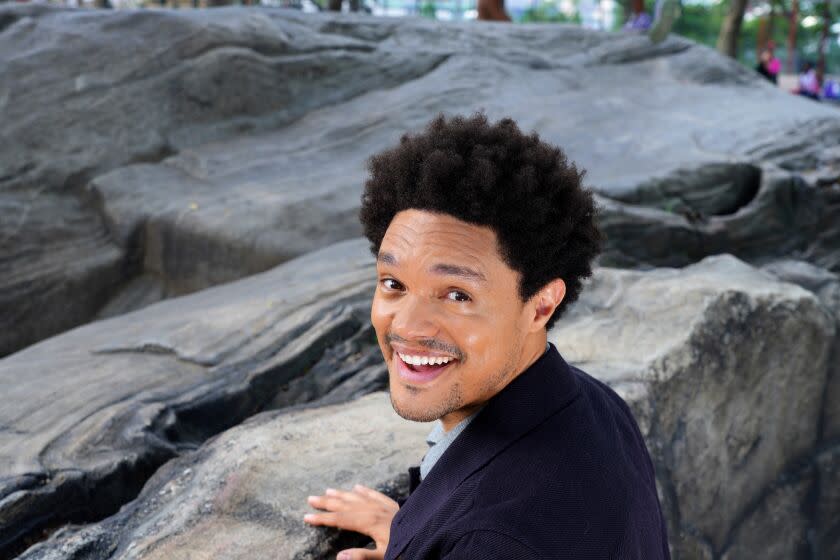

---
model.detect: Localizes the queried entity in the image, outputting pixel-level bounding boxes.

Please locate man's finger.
[326,487,364,502]
[353,485,399,508]
[303,512,340,527]
[307,494,352,512]
[336,548,383,560]
[305,510,369,534]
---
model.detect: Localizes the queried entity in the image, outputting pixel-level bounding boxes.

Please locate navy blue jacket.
[385,345,671,560]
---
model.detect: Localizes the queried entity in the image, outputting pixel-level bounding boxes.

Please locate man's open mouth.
[395,352,458,382]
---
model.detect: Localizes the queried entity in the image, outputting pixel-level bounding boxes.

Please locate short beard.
[390,382,464,423]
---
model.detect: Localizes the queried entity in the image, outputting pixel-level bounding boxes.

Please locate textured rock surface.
[719,470,813,560]
[550,255,835,557]
[815,447,840,560]
[0,238,382,559]
[763,260,840,443]
[4,5,840,356]
[18,392,428,560]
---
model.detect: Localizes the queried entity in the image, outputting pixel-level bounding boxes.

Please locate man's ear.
[528,279,567,332]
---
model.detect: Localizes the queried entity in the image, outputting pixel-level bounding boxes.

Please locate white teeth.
[398,353,454,366]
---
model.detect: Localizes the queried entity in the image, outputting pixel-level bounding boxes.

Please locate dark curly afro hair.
[360,113,602,330]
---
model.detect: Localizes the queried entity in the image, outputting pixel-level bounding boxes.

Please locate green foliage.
[519,1,582,23]
[673,0,838,74]
[672,2,726,46]
[419,0,437,18]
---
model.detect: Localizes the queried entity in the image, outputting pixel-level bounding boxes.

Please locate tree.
[787,0,799,71]
[478,0,511,20]
[816,0,832,82]
[717,0,750,57]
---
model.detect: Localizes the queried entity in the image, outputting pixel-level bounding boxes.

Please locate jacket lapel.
[385,345,580,560]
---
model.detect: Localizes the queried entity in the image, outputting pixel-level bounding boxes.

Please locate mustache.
[386,332,465,361]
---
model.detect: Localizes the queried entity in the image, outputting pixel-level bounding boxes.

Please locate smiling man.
[304,114,670,559]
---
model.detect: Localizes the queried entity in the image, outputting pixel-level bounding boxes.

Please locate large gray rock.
[11,246,837,559]
[719,469,814,560]
[550,254,835,556]
[815,446,840,560]
[4,5,840,356]
[17,392,429,560]
[763,260,840,442]
[0,238,383,559]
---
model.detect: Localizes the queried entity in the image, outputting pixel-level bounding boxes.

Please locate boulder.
[17,392,429,560]
[815,447,840,560]
[763,260,840,442]
[0,238,381,559]
[4,5,840,355]
[719,469,814,560]
[551,254,835,555]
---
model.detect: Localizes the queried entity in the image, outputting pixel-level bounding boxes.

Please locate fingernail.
[325,488,337,495]
[304,514,315,521]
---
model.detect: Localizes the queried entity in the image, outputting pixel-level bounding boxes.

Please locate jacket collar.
[385,344,580,560]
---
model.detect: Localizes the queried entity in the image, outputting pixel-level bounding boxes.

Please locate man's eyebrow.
[430,263,487,282]
[377,251,397,265]
[378,252,486,282]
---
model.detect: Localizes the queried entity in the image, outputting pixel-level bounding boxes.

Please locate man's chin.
[389,390,443,423]
[388,383,462,424]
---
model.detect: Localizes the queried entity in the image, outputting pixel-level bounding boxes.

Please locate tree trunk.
[631,0,644,15]
[757,16,768,52]
[787,0,798,72]
[477,0,511,20]
[328,0,342,10]
[716,0,749,58]
[817,0,831,84]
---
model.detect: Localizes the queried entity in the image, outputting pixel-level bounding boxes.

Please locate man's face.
[371,209,536,429]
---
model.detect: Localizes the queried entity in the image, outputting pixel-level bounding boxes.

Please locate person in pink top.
[756,45,781,84]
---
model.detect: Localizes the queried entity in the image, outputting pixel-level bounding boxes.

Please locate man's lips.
[393,351,457,384]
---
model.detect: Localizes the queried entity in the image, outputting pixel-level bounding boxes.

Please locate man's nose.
[390,294,440,340]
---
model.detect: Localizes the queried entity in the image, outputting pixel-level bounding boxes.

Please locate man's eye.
[446,290,471,302]
[381,278,404,291]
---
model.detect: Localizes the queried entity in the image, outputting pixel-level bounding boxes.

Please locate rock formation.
[3,5,839,355]
[18,393,428,560]
[2,5,840,560]
[0,239,383,559]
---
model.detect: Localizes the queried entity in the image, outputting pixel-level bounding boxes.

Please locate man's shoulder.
[459,363,667,557]
[473,362,659,514]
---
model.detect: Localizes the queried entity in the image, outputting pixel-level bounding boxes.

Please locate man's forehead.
[379,210,498,257]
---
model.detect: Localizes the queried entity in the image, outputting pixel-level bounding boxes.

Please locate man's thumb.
[336,548,382,560]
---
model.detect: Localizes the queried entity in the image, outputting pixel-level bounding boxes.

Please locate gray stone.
[763,260,840,442]
[0,238,379,558]
[0,191,124,357]
[5,5,840,356]
[720,469,814,560]
[815,446,840,560]
[17,392,429,560]
[551,254,835,553]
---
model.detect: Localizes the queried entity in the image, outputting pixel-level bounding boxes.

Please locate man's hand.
[304,484,399,560]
